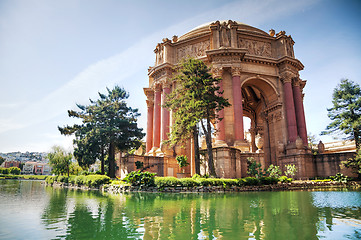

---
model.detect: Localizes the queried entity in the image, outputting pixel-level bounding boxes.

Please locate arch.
[241,76,280,105]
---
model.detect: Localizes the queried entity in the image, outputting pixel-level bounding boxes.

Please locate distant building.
[22,162,52,175]
[4,161,20,168]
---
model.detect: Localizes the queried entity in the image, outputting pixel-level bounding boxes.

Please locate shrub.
[284,164,297,178]
[75,175,86,186]
[279,176,293,183]
[57,175,68,183]
[247,158,266,178]
[236,178,246,187]
[330,173,348,183]
[123,170,156,187]
[179,178,199,187]
[45,176,55,184]
[220,179,238,188]
[243,177,260,186]
[0,168,9,174]
[259,176,278,185]
[8,167,21,175]
[135,161,144,170]
[85,175,110,187]
[80,170,90,176]
[197,178,212,186]
[69,175,77,184]
[267,165,281,178]
[155,177,180,189]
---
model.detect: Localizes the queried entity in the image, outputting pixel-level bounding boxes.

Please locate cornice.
[148,63,175,78]
[276,56,304,71]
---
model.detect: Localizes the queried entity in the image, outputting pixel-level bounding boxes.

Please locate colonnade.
[281,73,307,146]
[145,82,171,153]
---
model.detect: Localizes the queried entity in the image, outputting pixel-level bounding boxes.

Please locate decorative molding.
[263,102,282,114]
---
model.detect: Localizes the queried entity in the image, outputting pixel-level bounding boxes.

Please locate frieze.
[177,40,210,60]
[211,55,241,64]
[238,38,272,58]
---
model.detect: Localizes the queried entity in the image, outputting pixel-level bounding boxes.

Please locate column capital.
[292,77,301,87]
[280,71,294,84]
[154,83,162,92]
[146,99,154,108]
[231,67,241,77]
[161,79,172,89]
[212,67,223,78]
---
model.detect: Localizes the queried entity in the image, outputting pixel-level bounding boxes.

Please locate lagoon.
[0,180,360,239]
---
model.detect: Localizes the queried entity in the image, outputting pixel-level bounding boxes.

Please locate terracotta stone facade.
[117,20,356,179]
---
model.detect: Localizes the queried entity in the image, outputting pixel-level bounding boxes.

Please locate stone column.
[146,99,154,152]
[153,85,162,149]
[161,83,171,142]
[281,73,298,143]
[231,67,245,142]
[292,78,308,146]
[213,67,226,146]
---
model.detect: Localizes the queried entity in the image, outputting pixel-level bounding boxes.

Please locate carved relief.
[238,38,272,57]
[177,40,210,60]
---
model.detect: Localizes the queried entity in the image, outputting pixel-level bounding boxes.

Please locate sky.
[0,0,360,153]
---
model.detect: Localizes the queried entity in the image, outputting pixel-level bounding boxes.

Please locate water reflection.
[1,180,360,240]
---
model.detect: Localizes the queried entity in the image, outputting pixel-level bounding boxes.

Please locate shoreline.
[42,180,361,194]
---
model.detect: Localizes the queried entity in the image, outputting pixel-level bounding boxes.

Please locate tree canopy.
[164,58,230,177]
[47,145,72,176]
[321,79,361,149]
[59,86,145,178]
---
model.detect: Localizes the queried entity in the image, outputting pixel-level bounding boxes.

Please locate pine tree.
[59,86,144,178]
[321,79,361,150]
[164,58,230,177]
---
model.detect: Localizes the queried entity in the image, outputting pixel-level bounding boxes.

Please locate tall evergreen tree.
[59,86,144,178]
[321,79,361,149]
[164,58,230,177]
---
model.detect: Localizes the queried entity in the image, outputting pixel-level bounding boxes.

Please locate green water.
[0,180,360,239]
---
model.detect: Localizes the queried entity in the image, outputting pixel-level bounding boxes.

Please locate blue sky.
[0,0,360,153]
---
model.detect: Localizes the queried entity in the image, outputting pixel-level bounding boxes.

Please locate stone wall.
[116,149,357,179]
[313,152,357,178]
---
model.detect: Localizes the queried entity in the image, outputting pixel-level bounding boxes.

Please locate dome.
[178,20,269,41]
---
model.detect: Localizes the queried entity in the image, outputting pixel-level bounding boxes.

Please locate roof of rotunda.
[178,20,269,41]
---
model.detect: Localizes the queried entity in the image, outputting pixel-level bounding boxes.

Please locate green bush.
[330,173,348,183]
[259,176,279,185]
[57,175,68,183]
[45,176,55,184]
[88,175,110,187]
[0,168,9,174]
[8,167,21,175]
[123,170,156,187]
[243,177,260,186]
[75,175,86,186]
[279,175,293,183]
[197,178,212,186]
[80,170,90,176]
[69,175,77,184]
[179,178,199,187]
[267,165,281,178]
[155,177,180,189]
